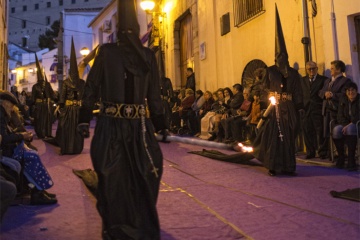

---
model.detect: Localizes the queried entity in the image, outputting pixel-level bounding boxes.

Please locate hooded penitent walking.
[55,37,85,155]
[78,0,167,239]
[252,5,304,177]
[32,54,56,139]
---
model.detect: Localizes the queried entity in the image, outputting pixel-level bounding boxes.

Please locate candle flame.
[269,96,276,105]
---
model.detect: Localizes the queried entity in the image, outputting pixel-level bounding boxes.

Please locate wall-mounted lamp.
[11,69,17,74]
[28,68,34,73]
[140,0,155,12]
[80,47,90,57]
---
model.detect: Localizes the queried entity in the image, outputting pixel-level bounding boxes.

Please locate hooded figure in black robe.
[78,0,167,239]
[32,54,56,139]
[55,37,85,155]
[252,5,304,176]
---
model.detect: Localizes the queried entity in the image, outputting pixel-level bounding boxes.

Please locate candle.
[256,96,276,129]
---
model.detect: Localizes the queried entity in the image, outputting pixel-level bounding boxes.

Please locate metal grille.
[233,0,265,27]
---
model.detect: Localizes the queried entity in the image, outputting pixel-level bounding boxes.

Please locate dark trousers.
[302,110,324,155]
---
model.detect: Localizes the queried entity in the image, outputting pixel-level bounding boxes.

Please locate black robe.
[252,66,303,173]
[55,78,85,155]
[31,81,55,139]
[79,43,166,239]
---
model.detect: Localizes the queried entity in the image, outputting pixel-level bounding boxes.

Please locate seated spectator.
[331,82,359,171]
[188,90,205,136]
[205,89,225,140]
[245,91,267,144]
[229,87,252,142]
[0,135,19,222]
[191,91,214,137]
[0,90,57,205]
[170,88,195,132]
[219,84,245,143]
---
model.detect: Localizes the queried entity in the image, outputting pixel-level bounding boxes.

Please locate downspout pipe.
[331,0,339,60]
[301,0,311,65]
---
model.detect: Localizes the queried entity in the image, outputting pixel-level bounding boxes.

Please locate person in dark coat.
[185,67,196,92]
[331,81,359,171]
[318,60,352,159]
[300,61,328,159]
[252,5,304,177]
[161,77,174,129]
[54,37,85,155]
[77,1,168,239]
[31,54,56,139]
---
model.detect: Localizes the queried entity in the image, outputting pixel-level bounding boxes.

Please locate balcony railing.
[233,0,265,27]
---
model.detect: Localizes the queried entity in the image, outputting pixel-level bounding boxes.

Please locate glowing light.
[80,47,90,57]
[269,96,276,105]
[140,0,155,11]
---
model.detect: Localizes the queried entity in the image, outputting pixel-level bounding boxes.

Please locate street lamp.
[140,0,155,12]
[80,47,90,57]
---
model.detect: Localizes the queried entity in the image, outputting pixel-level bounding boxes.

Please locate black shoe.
[305,153,315,159]
[31,191,57,205]
[268,170,276,176]
[43,190,56,198]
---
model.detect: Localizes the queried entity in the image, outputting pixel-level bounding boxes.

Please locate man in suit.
[300,61,328,159]
[318,60,352,159]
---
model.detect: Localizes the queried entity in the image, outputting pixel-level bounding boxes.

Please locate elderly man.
[300,61,328,159]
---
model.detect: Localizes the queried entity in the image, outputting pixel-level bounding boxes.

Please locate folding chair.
[329,119,337,162]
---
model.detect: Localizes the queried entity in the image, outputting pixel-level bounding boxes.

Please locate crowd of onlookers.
[166,60,359,172]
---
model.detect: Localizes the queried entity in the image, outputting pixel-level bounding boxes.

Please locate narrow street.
[0,121,359,240]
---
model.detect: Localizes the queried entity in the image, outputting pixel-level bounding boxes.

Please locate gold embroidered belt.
[100,102,147,119]
[65,100,82,106]
[269,92,292,101]
[35,98,46,103]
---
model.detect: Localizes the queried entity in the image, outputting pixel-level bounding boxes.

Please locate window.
[72,0,76,4]
[59,0,63,6]
[22,20,26,28]
[35,3,39,10]
[233,0,265,27]
[85,0,89,2]
[47,2,51,8]
[22,37,27,48]
[46,16,51,25]
[23,5,27,12]
[11,7,15,13]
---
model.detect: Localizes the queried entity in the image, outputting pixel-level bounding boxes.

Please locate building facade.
[1,0,9,89]
[8,0,111,51]
[87,0,360,93]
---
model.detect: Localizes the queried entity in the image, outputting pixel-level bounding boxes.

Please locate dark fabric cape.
[72,169,98,196]
[78,43,166,239]
[189,149,259,165]
[32,82,55,138]
[55,79,85,154]
[252,66,303,172]
[330,188,360,202]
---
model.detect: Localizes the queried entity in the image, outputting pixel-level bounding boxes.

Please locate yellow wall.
[163,0,360,92]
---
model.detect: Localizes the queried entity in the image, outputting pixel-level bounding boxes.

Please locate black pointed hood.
[274,4,289,77]
[35,53,45,83]
[117,0,149,71]
[69,37,80,83]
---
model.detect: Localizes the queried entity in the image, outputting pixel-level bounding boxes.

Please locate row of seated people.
[168,80,359,171]
[169,83,267,145]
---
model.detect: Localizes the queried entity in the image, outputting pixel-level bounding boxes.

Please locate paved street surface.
[1,122,359,240]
